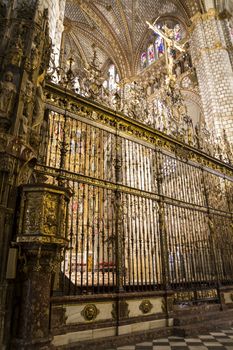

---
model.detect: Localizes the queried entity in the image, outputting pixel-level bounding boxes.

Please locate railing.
[36,82,233,300]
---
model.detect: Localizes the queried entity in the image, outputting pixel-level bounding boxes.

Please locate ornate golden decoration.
[196,289,218,299]
[139,300,153,314]
[174,289,218,303]
[202,8,218,21]
[81,304,100,321]
[191,9,218,26]
[17,184,71,245]
[174,291,195,303]
[174,146,191,161]
[190,12,202,26]
[45,83,233,178]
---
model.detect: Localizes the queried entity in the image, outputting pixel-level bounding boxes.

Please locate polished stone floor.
[107,328,233,350]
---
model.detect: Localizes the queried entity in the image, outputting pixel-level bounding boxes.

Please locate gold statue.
[146,21,185,81]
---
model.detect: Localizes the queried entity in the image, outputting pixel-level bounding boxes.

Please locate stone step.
[174,303,221,316]
[173,309,233,337]
[174,309,224,326]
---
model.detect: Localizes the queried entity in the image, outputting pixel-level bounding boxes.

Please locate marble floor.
[107,328,233,350]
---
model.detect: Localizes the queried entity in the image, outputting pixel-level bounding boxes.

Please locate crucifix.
[146,20,186,81]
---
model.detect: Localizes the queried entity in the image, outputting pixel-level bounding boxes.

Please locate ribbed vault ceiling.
[63,0,202,79]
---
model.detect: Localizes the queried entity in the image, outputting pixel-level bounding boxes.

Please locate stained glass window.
[155,36,164,57]
[141,21,185,70]
[103,63,119,91]
[174,24,182,41]
[148,44,155,64]
[141,52,147,68]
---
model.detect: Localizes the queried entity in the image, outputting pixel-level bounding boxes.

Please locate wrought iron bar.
[39,105,233,300]
[155,150,170,290]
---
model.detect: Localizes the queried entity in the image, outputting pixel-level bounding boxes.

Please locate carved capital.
[191,11,203,26]
[202,8,219,21]
[191,9,218,25]
[190,8,220,33]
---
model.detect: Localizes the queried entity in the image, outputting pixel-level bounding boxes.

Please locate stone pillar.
[0,1,51,348]
[155,152,170,290]
[12,184,71,349]
[190,9,233,142]
[42,0,66,66]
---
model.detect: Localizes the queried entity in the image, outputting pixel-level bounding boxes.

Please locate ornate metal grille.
[36,84,233,300]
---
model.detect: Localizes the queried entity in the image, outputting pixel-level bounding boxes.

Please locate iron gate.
[36,84,233,303]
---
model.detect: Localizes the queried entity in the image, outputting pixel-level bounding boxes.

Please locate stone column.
[190,9,233,142]
[0,1,51,348]
[42,0,66,67]
[12,184,71,349]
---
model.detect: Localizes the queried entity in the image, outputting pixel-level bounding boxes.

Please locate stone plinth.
[12,184,71,349]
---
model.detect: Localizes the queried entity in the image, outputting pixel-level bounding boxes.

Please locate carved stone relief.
[139,300,153,314]
[81,304,100,321]
[0,71,16,129]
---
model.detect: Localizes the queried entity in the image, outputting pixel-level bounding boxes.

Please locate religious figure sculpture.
[32,73,45,131]
[19,79,34,140]
[0,71,17,120]
[7,33,24,67]
[30,45,40,70]
[19,114,28,141]
[146,21,185,81]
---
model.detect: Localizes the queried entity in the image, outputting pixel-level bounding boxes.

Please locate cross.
[146,21,185,81]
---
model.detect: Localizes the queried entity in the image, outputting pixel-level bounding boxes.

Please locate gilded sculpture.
[147,20,185,81]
